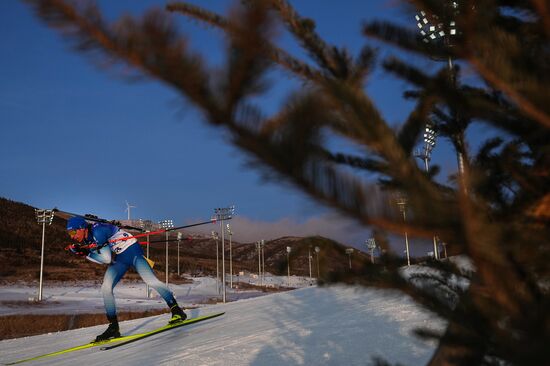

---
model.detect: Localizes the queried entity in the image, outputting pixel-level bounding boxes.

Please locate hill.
[0,197,371,283]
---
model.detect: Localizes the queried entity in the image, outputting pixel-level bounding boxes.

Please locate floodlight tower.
[35,209,54,301]
[261,239,265,286]
[140,219,154,298]
[315,246,320,278]
[286,246,292,287]
[366,238,377,264]
[211,231,220,294]
[177,232,182,276]
[395,197,411,266]
[415,1,459,69]
[256,241,262,286]
[414,121,440,260]
[345,248,354,270]
[414,121,438,173]
[415,2,466,179]
[213,206,234,303]
[308,245,312,280]
[159,219,174,286]
[226,224,233,288]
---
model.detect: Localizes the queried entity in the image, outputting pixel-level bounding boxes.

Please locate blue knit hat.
[67,216,88,231]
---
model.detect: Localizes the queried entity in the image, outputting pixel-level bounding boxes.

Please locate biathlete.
[66,216,186,342]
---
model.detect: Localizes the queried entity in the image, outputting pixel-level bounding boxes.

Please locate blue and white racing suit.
[84,223,177,320]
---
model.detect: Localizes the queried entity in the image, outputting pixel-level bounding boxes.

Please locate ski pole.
[107,218,227,243]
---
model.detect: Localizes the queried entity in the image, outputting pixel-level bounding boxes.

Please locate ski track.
[1,284,445,365]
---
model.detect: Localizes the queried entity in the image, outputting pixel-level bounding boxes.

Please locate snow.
[0,276,445,365]
[0,274,313,316]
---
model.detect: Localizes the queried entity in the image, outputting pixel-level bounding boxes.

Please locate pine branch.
[269,0,373,85]
[269,0,338,74]
[166,1,323,83]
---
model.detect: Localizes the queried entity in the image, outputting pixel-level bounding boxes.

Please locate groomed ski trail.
[1,286,444,366]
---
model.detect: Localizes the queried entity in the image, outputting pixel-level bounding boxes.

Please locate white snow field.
[0,282,444,366]
[0,275,315,316]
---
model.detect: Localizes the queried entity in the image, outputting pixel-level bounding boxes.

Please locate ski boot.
[169,304,187,324]
[95,318,121,342]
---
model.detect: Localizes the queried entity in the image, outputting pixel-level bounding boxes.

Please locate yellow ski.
[5,312,225,365]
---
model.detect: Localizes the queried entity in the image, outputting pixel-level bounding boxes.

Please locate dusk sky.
[0,1,479,252]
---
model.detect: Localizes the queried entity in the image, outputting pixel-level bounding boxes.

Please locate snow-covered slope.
[0,285,443,366]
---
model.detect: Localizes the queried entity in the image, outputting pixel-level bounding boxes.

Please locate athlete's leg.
[133,255,177,308]
[101,261,128,320]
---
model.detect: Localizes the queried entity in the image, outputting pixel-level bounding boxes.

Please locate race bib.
[109,229,137,254]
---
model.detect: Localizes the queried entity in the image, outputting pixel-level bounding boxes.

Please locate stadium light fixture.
[414,121,438,172]
[415,4,458,46]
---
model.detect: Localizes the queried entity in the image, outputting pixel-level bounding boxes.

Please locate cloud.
[187,213,370,247]
[186,214,438,257]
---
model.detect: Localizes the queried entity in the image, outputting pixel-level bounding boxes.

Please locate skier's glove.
[66,243,90,257]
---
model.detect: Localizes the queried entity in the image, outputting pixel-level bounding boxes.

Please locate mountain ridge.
[0,197,371,283]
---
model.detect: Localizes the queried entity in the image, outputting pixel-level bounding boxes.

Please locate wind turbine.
[125,201,136,220]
